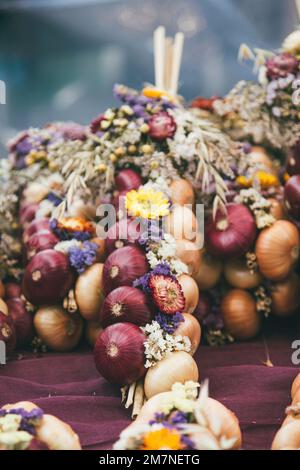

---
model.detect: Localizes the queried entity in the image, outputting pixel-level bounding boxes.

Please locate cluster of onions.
[271,373,300,450]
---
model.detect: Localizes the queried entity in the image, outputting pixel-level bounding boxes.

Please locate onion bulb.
[100,286,152,328]
[178,274,199,314]
[0,311,16,355]
[34,306,83,351]
[85,321,103,347]
[194,293,211,323]
[0,298,8,315]
[25,230,59,260]
[105,218,140,255]
[167,205,200,244]
[22,250,74,305]
[284,175,300,220]
[291,373,300,399]
[174,313,201,354]
[194,250,222,290]
[94,322,146,385]
[271,420,300,450]
[36,414,81,450]
[0,280,5,298]
[270,273,300,317]
[115,169,142,192]
[221,289,261,340]
[268,198,285,221]
[144,351,199,399]
[205,204,256,258]
[103,246,148,294]
[6,298,33,347]
[224,258,263,289]
[255,220,299,281]
[19,203,39,226]
[23,218,49,243]
[4,283,21,300]
[170,179,195,205]
[175,239,202,277]
[75,263,104,321]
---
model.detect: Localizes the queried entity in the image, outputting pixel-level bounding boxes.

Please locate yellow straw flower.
[236,171,279,189]
[236,175,252,188]
[142,428,183,450]
[142,87,174,102]
[125,188,170,219]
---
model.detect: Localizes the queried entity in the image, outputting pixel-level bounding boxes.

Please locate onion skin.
[0,298,8,315]
[205,204,256,258]
[291,373,300,399]
[20,203,39,226]
[175,240,202,277]
[100,286,152,328]
[34,306,83,352]
[194,250,222,290]
[255,220,299,281]
[268,198,285,221]
[167,206,200,244]
[105,218,141,255]
[23,218,50,243]
[36,414,81,450]
[144,351,199,399]
[292,387,300,405]
[6,298,33,347]
[271,420,300,450]
[0,311,16,355]
[178,274,199,314]
[75,263,104,321]
[270,273,300,317]
[115,169,142,192]
[0,280,5,298]
[224,258,263,290]
[4,282,22,300]
[85,321,103,347]
[221,289,261,341]
[174,313,201,355]
[284,175,300,220]
[94,322,146,385]
[170,179,195,205]
[90,237,106,262]
[22,250,74,306]
[103,246,148,294]
[25,230,59,260]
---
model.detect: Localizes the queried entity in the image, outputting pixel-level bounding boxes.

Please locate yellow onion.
[0,298,8,315]
[292,387,300,406]
[194,250,222,290]
[178,274,199,314]
[291,373,300,399]
[166,205,200,244]
[221,289,261,340]
[144,351,199,399]
[85,321,103,347]
[175,240,202,277]
[90,237,106,262]
[271,273,300,317]
[255,220,299,281]
[268,198,285,220]
[271,420,300,450]
[174,313,201,355]
[36,414,81,450]
[224,258,263,289]
[75,263,104,321]
[34,306,83,352]
[0,280,5,298]
[170,179,195,205]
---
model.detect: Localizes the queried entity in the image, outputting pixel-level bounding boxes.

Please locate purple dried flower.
[155,311,184,334]
[69,241,98,274]
[169,411,189,425]
[46,192,63,207]
[0,407,44,436]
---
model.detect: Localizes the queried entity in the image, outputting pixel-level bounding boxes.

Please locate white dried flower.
[54,240,81,254]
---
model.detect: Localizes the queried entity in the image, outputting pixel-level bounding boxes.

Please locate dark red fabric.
[0,330,300,450]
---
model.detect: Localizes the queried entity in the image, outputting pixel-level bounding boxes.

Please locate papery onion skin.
[255,220,299,281]
[4,282,22,300]
[23,218,50,243]
[115,169,142,192]
[221,289,261,341]
[22,250,74,306]
[194,250,222,290]
[144,351,199,399]
[75,263,104,321]
[105,218,141,255]
[94,322,146,385]
[100,286,152,328]
[26,230,59,261]
[291,373,300,399]
[284,175,300,220]
[6,298,33,347]
[0,311,16,355]
[271,420,300,450]
[268,198,285,221]
[167,205,200,244]
[174,313,201,355]
[36,414,82,450]
[19,203,39,226]
[170,179,195,206]
[175,240,202,277]
[103,246,148,294]
[85,321,103,347]
[205,204,257,258]
[178,275,199,314]
[34,306,83,352]
[270,273,300,317]
[224,258,263,290]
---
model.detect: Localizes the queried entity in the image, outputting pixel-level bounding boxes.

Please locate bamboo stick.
[170,32,185,96]
[154,26,166,89]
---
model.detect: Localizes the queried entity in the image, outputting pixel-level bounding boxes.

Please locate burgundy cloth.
[0,331,300,450]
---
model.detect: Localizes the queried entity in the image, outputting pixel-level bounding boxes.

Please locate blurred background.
[0,0,298,154]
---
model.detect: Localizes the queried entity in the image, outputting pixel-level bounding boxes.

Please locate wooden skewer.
[154,26,166,89]
[170,32,185,96]
[164,37,173,92]
[296,0,300,20]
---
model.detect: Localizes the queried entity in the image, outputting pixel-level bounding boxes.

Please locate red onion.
[23,218,50,243]
[4,282,22,300]
[105,218,141,254]
[94,322,146,384]
[6,298,33,347]
[284,175,300,220]
[0,311,16,355]
[19,203,39,226]
[100,286,152,328]
[103,246,148,294]
[115,169,142,192]
[205,203,257,257]
[22,249,74,306]
[26,230,59,261]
